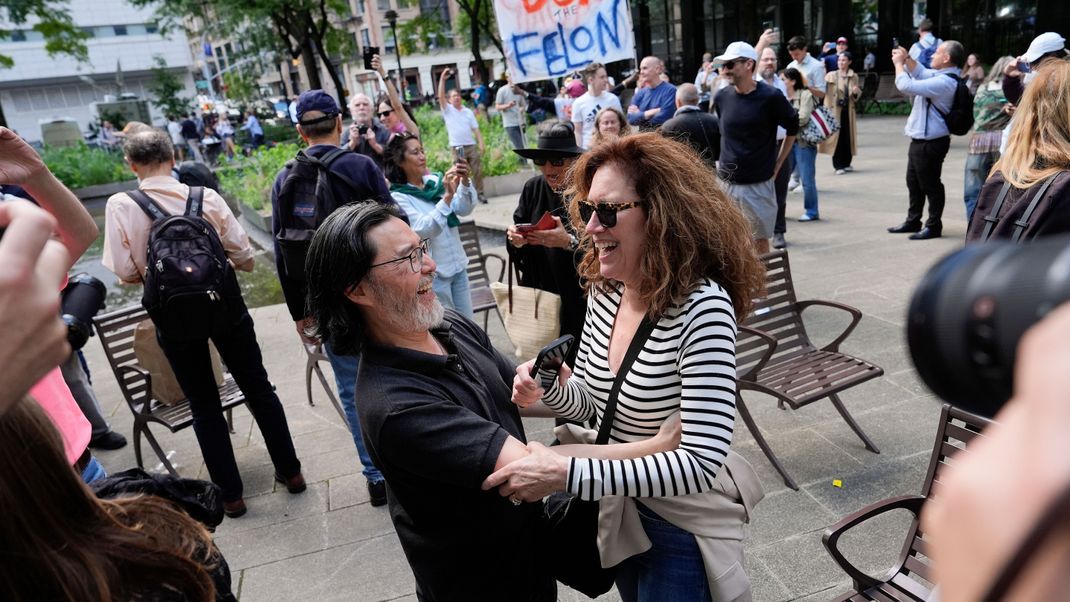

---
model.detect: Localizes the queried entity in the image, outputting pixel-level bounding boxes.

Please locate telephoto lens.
[907,236,1070,418]
[60,273,107,349]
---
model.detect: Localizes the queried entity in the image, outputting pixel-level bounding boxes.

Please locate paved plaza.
[80,115,973,601]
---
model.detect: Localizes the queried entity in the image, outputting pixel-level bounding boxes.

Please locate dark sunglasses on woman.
[578,200,643,228]
[378,110,393,118]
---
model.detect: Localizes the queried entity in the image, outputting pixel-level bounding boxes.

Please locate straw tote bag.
[490,257,561,359]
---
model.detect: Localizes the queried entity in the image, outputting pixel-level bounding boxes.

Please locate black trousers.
[833,105,853,170]
[905,136,951,230]
[157,286,301,502]
[774,150,795,235]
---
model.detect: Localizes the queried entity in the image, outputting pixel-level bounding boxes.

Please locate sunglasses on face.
[378,110,393,118]
[532,157,568,167]
[369,239,431,273]
[578,200,643,228]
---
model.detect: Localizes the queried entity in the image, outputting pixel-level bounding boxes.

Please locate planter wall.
[74,179,139,217]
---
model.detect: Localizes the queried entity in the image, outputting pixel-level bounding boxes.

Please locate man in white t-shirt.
[570,62,622,148]
[438,68,486,200]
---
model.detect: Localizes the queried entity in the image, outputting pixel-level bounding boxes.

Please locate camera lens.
[907,237,1070,417]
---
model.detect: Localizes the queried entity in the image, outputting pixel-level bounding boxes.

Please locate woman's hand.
[524,216,571,249]
[506,224,528,248]
[371,54,387,78]
[482,441,569,502]
[652,412,682,452]
[0,127,47,185]
[512,360,543,408]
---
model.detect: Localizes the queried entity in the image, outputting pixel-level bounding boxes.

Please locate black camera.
[907,237,1070,418]
[357,124,369,136]
[60,273,107,350]
[837,98,848,107]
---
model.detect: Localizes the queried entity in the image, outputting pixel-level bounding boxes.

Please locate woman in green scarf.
[384,133,477,316]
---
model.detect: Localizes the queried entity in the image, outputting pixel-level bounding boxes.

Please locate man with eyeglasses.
[271,90,399,507]
[301,201,557,600]
[712,41,799,254]
[341,92,391,165]
[506,121,587,361]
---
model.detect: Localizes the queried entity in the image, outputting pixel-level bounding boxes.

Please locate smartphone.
[1017,59,1032,74]
[362,46,379,70]
[530,335,575,378]
[454,145,465,162]
[892,37,899,49]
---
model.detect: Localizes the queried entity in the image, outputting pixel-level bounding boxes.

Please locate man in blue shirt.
[270,90,399,506]
[887,40,965,240]
[240,110,264,148]
[627,56,677,130]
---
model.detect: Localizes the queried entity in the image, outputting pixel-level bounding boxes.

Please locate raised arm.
[373,54,419,137]
[437,68,451,110]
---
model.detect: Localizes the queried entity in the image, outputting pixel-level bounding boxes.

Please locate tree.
[453,0,505,84]
[134,0,354,107]
[147,56,191,118]
[398,12,449,55]
[222,69,257,103]
[0,0,88,67]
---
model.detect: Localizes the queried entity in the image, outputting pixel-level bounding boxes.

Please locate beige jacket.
[820,70,860,156]
[556,424,765,602]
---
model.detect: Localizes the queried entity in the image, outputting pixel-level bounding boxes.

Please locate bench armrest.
[822,494,926,591]
[737,325,777,381]
[116,365,154,415]
[796,299,863,352]
[481,251,506,283]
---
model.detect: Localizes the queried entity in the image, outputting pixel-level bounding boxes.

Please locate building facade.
[0,0,196,142]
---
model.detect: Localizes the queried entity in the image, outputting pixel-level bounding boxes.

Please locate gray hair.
[123,129,173,166]
[676,83,700,106]
[944,40,966,68]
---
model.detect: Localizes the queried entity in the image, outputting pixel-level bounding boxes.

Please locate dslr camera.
[907,236,1070,418]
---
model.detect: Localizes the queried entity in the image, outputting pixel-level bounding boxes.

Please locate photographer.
[342,93,391,165]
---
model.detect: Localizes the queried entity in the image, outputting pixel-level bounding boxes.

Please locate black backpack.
[128,187,230,339]
[274,148,363,279]
[930,73,974,136]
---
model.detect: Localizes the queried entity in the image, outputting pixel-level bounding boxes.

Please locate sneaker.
[844,166,854,172]
[835,169,846,175]
[772,233,787,249]
[798,214,820,222]
[368,479,388,507]
[788,180,801,192]
[89,430,128,450]
[478,193,489,204]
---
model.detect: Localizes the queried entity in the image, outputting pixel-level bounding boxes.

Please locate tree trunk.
[311,29,348,110]
[469,0,488,84]
[301,35,323,91]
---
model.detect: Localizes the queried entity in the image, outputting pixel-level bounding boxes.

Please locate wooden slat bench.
[822,404,994,601]
[459,220,505,330]
[873,73,909,114]
[736,250,884,489]
[93,305,247,476]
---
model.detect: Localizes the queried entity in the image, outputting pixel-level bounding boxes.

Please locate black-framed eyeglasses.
[377,110,394,118]
[578,200,643,228]
[369,239,431,273]
[533,157,568,167]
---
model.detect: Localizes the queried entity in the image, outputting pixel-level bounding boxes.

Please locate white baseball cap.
[1022,32,1067,64]
[713,42,759,67]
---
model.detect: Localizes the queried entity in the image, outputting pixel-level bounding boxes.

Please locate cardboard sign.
[495,0,636,84]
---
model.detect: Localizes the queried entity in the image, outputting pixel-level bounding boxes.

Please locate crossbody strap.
[980,181,1014,243]
[183,186,205,217]
[595,314,658,445]
[126,189,169,222]
[1011,174,1059,243]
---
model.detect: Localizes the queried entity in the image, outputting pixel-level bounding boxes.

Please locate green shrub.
[411,105,527,177]
[40,143,132,189]
[217,143,302,212]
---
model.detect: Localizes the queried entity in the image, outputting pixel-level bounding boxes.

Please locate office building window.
[114,25,128,36]
[377,0,391,10]
[361,29,371,48]
[382,26,395,52]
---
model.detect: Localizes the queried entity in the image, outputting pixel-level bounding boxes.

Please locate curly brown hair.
[564,132,765,319]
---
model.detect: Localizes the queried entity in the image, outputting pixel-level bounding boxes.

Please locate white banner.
[494,0,636,84]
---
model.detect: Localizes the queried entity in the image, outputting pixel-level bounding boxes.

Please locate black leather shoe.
[368,479,387,507]
[909,227,942,240]
[89,430,128,450]
[887,222,922,234]
[274,472,307,494]
[223,498,247,518]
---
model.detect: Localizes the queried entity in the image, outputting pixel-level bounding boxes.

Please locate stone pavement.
[80,116,972,601]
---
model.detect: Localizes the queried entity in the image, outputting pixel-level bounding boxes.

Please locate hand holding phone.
[362,46,380,70]
[892,37,899,50]
[530,335,575,378]
[453,145,465,162]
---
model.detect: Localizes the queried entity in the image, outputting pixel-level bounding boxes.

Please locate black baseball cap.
[296,90,340,124]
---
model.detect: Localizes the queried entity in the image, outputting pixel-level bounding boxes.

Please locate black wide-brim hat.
[513,133,585,160]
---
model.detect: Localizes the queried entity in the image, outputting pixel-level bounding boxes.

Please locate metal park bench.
[458,220,506,330]
[822,404,993,601]
[93,305,246,477]
[735,250,884,490]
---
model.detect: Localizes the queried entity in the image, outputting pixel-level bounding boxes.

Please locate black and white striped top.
[542,279,738,501]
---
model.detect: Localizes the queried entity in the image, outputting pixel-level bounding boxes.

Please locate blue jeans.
[615,503,712,602]
[793,143,819,218]
[964,151,998,222]
[323,344,383,483]
[81,456,107,484]
[432,271,474,318]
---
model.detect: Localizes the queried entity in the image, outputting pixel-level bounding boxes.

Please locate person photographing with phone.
[437,68,487,202]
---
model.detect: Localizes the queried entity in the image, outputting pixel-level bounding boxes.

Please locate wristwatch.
[567,233,579,250]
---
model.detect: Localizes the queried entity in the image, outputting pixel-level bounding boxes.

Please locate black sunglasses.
[578,200,642,228]
[378,109,393,118]
[532,157,568,167]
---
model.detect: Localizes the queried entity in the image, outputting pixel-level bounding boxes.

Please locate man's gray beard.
[367,275,445,333]
[760,69,776,81]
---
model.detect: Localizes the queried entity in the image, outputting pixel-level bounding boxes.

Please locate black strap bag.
[542,316,657,598]
[975,173,1067,243]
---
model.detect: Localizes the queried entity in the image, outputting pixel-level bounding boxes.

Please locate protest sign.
[494,0,636,83]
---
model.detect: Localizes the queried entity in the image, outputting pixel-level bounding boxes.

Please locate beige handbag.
[133,320,225,406]
[490,257,561,359]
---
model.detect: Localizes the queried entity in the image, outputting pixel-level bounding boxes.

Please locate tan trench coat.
[819,70,860,156]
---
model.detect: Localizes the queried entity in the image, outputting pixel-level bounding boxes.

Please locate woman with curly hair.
[590,106,633,148]
[488,133,767,602]
[0,396,234,601]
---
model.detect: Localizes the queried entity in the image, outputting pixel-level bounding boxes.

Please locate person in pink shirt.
[0,127,103,481]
